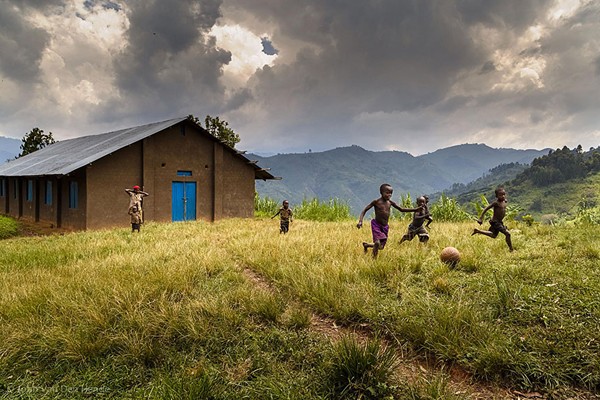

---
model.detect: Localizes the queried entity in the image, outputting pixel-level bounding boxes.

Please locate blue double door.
[171,181,197,222]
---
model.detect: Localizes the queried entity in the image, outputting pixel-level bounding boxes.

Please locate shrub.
[328,336,398,399]
[574,207,600,225]
[430,193,471,222]
[254,193,279,218]
[0,216,18,239]
[521,214,535,226]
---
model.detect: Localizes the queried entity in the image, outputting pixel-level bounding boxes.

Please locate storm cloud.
[0,0,598,155]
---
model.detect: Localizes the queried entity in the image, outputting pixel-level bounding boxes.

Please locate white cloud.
[548,0,583,21]
[210,24,277,89]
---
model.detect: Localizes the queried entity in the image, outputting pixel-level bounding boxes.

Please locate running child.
[357,183,421,258]
[272,200,293,234]
[472,186,514,251]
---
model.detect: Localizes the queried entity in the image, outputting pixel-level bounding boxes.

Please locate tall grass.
[255,194,353,221]
[0,216,18,239]
[1,218,599,398]
[294,198,353,221]
[328,335,398,399]
[228,219,600,394]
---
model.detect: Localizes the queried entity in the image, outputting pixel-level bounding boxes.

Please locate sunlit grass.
[1,218,599,397]
[0,216,18,239]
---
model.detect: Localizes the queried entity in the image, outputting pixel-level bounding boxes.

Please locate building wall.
[19,177,37,221]
[221,148,255,218]
[59,170,87,230]
[86,142,144,229]
[6,178,21,218]
[38,177,59,227]
[0,177,9,214]
[85,122,257,229]
[142,124,218,222]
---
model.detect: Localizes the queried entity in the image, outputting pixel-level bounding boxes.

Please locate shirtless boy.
[272,200,293,234]
[399,196,431,245]
[472,186,514,251]
[357,184,421,258]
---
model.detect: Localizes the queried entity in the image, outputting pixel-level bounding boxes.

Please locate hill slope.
[254,144,547,213]
[0,136,21,162]
[419,143,547,183]
[448,146,600,218]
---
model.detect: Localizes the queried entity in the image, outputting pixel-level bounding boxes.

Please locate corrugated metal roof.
[0,118,278,180]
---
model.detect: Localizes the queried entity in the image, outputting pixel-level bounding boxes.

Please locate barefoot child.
[271,200,293,234]
[399,196,431,244]
[472,186,514,251]
[129,204,142,233]
[357,184,421,258]
[423,195,433,228]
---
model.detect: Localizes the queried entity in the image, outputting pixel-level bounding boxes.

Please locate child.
[399,196,431,244]
[423,195,433,228]
[129,204,142,232]
[472,186,514,251]
[271,200,293,234]
[357,183,421,258]
[125,185,149,223]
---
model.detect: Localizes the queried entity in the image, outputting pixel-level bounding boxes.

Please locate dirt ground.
[241,267,599,400]
[14,218,73,237]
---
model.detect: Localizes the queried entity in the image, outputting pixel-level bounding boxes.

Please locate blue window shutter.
[69,181,78,209]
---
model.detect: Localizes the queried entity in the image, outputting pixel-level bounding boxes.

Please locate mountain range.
[0,136,21,162]
[253,144,549,214]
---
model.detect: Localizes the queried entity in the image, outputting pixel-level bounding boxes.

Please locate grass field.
[1,218,599,399]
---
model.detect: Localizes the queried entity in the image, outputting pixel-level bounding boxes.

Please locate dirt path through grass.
[241,265,520,399]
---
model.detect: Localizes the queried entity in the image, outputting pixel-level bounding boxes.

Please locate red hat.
[133,185,141,190]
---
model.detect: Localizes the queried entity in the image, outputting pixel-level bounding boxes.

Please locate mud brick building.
[0,117,276,230]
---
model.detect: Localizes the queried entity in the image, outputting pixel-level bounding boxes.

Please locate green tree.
[187,114,240,148]
[18,128,56,157]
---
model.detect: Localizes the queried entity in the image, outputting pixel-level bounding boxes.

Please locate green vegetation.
[255,194,353,221]
[514,145,600,187]
[430,193,471,222]
[294,198,353,222]
[0,216,18,239]
[449,147,600,224]
[254,144,547,215]
[254,192,279,218]
[187,114,240,148]
[18,127,56,158]
[1,218,599,398]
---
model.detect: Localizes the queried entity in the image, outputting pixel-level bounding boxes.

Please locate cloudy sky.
[1,0,599,155]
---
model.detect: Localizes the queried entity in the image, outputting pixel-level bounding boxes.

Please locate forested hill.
[442,145,600,218]
[253,143,547,214]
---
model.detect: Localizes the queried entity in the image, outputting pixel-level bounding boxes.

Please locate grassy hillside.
[433,163,529,202]
[1,219,599,399]
[448,146,600,221]
[451,169,600,222]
